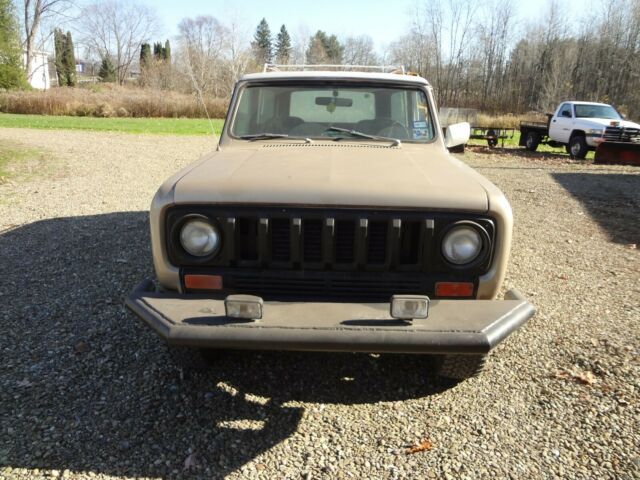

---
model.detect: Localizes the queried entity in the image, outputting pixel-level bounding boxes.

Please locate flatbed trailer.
[469,126,516,147]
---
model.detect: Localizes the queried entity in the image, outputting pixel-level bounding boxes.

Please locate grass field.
[0,113,595,158]
[0,113,223,136]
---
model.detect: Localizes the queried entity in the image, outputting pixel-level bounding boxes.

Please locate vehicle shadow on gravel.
[552,173,640,245]
[0,212,450,479]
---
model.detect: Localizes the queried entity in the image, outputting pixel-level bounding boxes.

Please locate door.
[549,103,573,143]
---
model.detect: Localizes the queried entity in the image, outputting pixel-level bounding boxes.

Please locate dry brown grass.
[475,112,548,128]
[0,85,228,119]
[475,112,547,128]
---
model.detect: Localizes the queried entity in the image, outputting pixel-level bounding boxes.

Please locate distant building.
[23,50,51,90]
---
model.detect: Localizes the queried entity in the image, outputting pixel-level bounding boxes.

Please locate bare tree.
[224,16,252,93]
[20,0,73,80]
[290,24,310,65]
[342,35,378,65]
[177,15,228,96]
[77,0,160,84]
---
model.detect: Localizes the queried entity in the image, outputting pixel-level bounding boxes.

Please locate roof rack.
[263,64,406,74]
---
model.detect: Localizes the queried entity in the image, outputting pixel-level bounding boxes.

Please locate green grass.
[0,113,223,136]
[0,142,45,180]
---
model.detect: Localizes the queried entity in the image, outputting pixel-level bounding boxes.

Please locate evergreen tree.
[53,29,68,86]
[306,31,344,64]
[153,42,164,60]
[140,43,152,66]
[163,39,171,62]
[251,18,272,65]
[275,25,291,64]
[63,31,76,86]
[323,34,344,64]
[98,57,116,82]
[0,0,28,89]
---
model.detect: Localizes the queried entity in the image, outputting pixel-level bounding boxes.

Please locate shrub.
[0,85,229,119]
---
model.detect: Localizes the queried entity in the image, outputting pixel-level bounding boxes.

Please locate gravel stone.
[0,129,638,480]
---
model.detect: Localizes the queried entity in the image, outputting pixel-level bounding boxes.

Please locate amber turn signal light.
[184,274,223,290]
[435,282,474,297]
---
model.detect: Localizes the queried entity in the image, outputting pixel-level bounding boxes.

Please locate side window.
[559,103,572,118]
[411,90,433,141]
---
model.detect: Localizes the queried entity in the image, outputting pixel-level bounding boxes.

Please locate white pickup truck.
[519,101,640,161]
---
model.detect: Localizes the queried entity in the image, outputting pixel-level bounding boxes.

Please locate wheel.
[524,131,540,151]
[565,144,572,154]
[435,354,487,380]
[568,134,588,159]
[167,345,222,372]
[487,130,498,148]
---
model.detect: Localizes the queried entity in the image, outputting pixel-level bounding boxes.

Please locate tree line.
[3,0,640,118]
[388,0,640,117]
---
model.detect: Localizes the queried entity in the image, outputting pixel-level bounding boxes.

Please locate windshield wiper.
[240,133,290,141]
[325,126,401,147]
[240,133,313,143]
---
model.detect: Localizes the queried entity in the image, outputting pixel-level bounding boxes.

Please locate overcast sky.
[152,0,593,51]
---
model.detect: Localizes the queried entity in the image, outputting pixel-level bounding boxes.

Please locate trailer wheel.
[569,134,588,159]
[525,131,540,151]
[487,129,498,147]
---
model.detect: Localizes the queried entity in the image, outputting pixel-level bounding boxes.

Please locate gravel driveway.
[0,128,638,480]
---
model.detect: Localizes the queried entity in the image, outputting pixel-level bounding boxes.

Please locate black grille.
[367,221,387,264]
[166,206,495,275]
[604,126,640,143]
[270,218,290,261]
[224,271,431,299]
[302,219,322,262]
[335,220,355,263]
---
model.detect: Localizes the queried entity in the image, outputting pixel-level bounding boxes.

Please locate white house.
[23,50,51,90]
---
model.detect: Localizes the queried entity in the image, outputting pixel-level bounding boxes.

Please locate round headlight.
[442,225,482,265]
[180,219,220,257]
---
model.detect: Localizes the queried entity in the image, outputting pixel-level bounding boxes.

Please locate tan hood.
[173,143,488,212]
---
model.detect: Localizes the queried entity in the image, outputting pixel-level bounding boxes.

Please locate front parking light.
[390,295,430,320]
[225,295,264,320]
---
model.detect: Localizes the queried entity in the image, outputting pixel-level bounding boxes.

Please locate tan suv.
[126,66,535,381]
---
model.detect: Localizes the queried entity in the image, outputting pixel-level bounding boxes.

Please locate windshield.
[574,104,621,120]
[231,84,435,143]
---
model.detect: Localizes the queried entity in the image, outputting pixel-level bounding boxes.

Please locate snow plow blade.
[594,141,640,166]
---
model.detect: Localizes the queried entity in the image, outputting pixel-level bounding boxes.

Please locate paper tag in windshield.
[413,121,428,139]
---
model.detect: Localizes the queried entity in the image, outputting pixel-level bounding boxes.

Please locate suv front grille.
[166,206,495,275]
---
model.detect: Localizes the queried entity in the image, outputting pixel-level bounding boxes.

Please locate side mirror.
[444,122,471,148]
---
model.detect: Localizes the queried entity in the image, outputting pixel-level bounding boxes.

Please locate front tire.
[524,131,540,151]
[569,134,588,159]
[436,354,487,380]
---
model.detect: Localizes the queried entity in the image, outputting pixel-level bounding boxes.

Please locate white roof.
[565,101,612,106]
[240,70,430,86]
